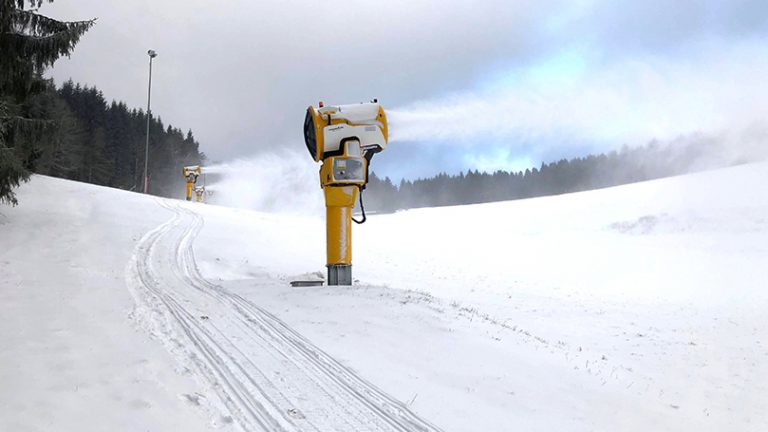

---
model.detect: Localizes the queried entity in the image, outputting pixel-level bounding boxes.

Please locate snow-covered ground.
[1,162,767,431]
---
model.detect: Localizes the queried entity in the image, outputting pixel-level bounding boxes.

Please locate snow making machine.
[303,100,388,285]
[182,165,201,201]
[194,185,206,203]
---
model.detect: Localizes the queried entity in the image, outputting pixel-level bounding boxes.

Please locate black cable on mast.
[352,186,366,224]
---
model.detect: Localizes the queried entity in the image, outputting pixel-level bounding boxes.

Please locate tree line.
[35,80,205,197]
[363,138,741,213]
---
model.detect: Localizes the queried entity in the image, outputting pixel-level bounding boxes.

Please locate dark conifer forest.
[28,79,205,198]
[363,138,748,213]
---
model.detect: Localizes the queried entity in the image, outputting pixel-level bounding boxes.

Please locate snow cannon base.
[327,264,352,286]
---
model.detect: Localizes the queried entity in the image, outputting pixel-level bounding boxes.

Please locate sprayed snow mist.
[386,44,768,168]
[203,151,324,216]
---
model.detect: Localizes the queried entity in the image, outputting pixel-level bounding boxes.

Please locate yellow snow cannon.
[194,185,205,203]
[303,100,388,285]
[182,165,201,201]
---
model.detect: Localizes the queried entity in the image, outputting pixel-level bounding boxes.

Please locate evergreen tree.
[22,82,85,179]
[0,0,94,205]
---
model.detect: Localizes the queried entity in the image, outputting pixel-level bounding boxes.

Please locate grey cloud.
[45,0,560,160]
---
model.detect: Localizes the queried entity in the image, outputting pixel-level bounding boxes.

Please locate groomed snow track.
[127,201,443,432]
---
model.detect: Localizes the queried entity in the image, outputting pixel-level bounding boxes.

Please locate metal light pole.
[143,49,157,194]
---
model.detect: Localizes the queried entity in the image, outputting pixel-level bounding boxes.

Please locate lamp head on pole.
[147,49,157,58]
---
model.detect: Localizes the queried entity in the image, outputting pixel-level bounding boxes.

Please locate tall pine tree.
[0,0,94,205]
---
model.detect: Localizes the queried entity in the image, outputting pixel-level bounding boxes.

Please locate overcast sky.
[45,0,768,180]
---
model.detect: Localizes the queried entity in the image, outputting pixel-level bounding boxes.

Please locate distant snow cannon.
[194,185,205,203]
[303,100,388,285]
[182,165,201,201]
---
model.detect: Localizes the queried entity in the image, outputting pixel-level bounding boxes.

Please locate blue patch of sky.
[476,47,589,94]
[375,135,605,183]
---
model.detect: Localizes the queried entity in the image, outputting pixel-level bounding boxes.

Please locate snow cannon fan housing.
[183,165,201,183]
[303,102,388,186]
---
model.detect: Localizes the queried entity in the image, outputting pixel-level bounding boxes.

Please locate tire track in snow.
[127,200,443,432]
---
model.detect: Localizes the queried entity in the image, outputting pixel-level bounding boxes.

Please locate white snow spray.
[386,48,768,162]
[203,150,324,216]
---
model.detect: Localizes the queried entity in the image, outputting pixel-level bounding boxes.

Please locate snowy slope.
[1,162,767,431]
[0,178,216,431]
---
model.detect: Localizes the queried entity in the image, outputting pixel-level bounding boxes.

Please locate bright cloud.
[389,40,768,154]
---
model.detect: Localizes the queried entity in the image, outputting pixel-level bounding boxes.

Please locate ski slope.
[129,201,439,431]
[1,162,767,431]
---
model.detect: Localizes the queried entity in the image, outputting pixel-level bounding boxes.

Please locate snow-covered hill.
[1,162,766,431]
